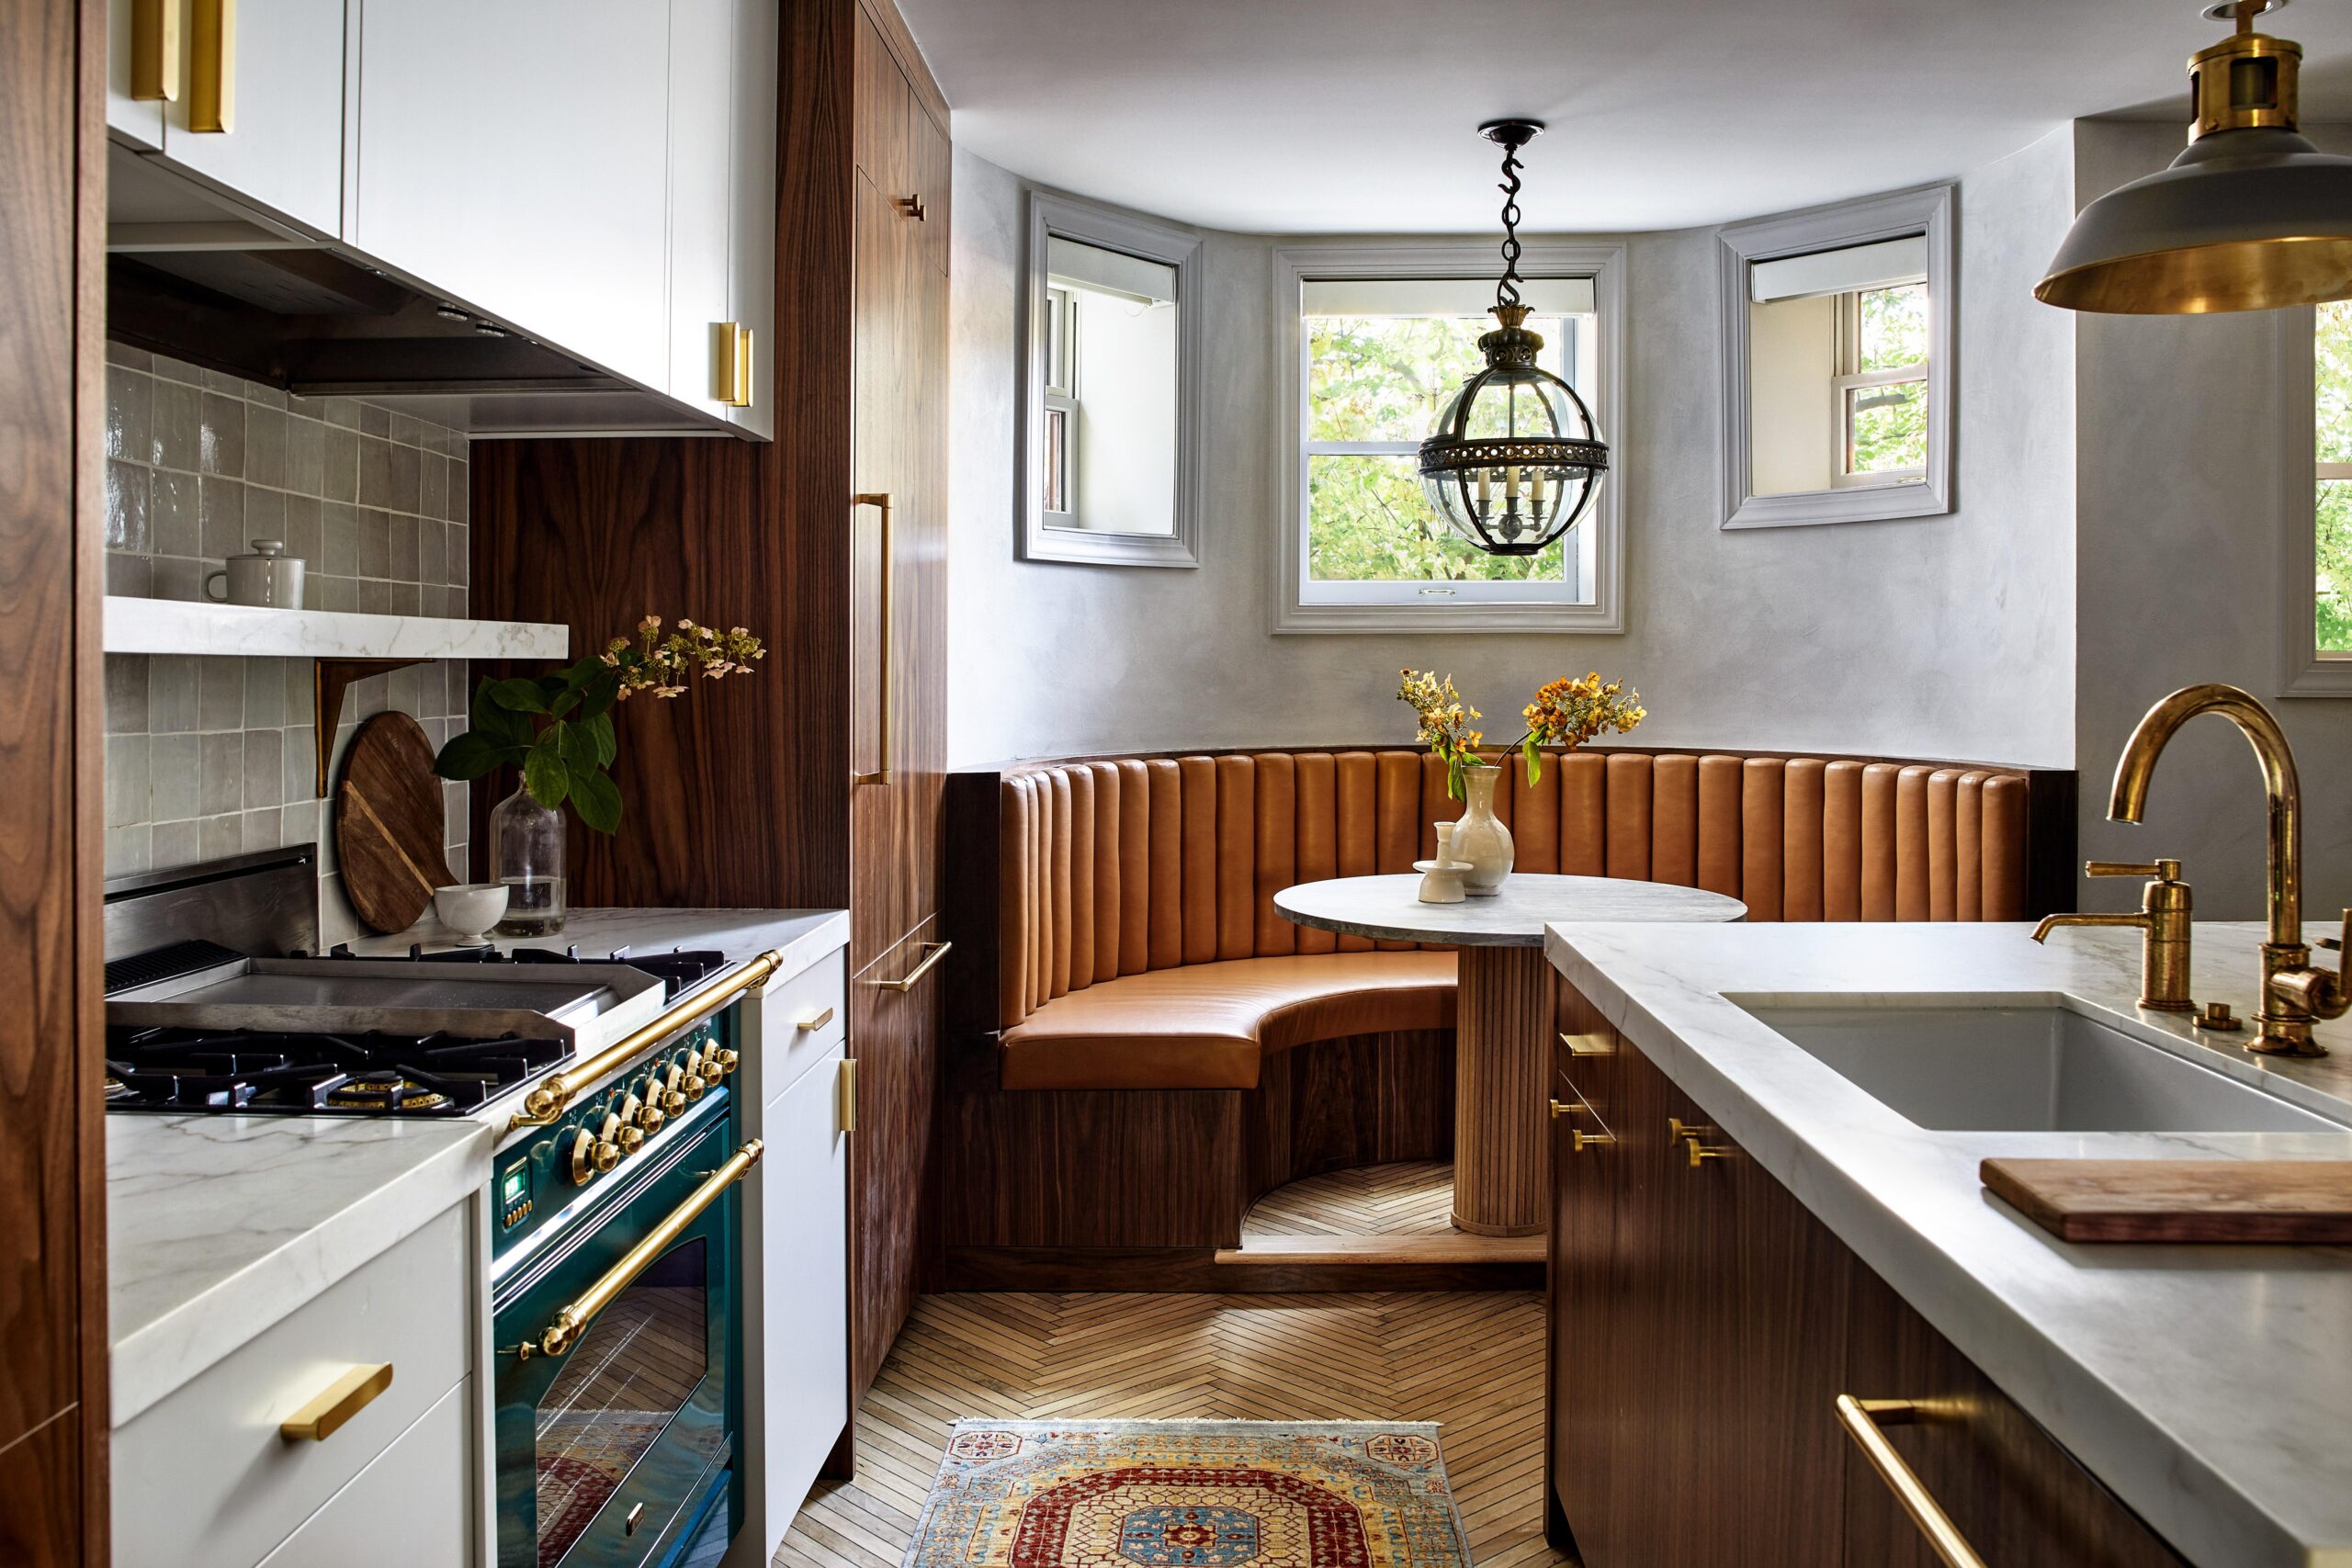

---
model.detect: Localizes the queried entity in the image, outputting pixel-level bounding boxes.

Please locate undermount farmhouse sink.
[1736,999,2344,1134]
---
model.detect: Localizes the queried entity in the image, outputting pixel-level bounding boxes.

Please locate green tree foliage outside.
[2317,300,2352,651]
[1305,313,1572,584]
[1848,283,1928,476]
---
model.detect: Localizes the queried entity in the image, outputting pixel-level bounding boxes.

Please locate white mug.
[206,540,306,609]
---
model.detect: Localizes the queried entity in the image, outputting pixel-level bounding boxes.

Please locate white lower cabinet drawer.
[746,949,846,1106]
[112,1202,471,1568]
[256,1377,473,1567]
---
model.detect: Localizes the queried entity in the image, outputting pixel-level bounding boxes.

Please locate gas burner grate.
[104,1024,570,1117]
[319,942,729,1002]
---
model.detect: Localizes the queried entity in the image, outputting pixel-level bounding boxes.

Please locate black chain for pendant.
[1495,140,1526,311]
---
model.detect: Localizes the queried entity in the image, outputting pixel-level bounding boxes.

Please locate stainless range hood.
[107,147,737,437]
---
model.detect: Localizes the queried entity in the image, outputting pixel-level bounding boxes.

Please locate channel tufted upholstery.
[989,750,2037,1090]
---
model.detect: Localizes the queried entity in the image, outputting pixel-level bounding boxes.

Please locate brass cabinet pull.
[796,1006,836,1032]
[510,946,787,1128]
[895,193,927,220]
[532,1141,763,1359]
[838,1055,857,1134]
[1685,1139,1732,1168]
[852,492,894,785]
[1836,1395,1987,1568]
[279,1362,393,1442]
[1547,1098,1583,1119]
[187,0,233,132]
[862,940,951,993]
[1557,1030,1612,1057]
[711,322,754,407]
[1569,1129,1615,1153]
[131,0,184,100]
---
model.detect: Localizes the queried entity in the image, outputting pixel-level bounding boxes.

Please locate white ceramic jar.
[205,539,306,608]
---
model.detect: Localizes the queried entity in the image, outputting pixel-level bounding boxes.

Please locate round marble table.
[1275,873,1747,1236]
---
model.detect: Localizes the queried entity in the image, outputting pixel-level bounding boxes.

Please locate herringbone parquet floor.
[775,1168,1566,1568]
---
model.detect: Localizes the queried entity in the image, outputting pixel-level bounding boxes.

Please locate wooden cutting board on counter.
[1982,1157,2352,1243]
[334,712,456,933]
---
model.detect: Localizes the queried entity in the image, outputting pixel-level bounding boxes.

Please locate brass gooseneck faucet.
[2106,682,2346,1057]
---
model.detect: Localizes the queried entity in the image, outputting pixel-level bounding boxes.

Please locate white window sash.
[2276,307,2352,693]
[1272,240,1624,635]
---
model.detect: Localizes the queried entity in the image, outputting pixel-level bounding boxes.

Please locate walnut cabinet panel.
[1545,987,2189,1568]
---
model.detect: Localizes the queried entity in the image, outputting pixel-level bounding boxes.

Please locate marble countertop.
[1275,873,1744,946]
[1543,918,2352,1568]
[109,907,847,1429]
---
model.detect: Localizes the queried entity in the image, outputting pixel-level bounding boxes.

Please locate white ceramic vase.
[1449,765,1514,896]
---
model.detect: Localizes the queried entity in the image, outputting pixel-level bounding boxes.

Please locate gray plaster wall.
[946,130,2077,773]
[2074,121,2352,919]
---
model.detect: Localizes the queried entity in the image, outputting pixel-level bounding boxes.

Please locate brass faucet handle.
[2318,908,2351,954]
[2086,859,2183,882]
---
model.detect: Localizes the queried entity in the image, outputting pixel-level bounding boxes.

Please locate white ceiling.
[895,0,2352,234]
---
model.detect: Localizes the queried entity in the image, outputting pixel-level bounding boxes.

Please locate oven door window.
[535,1238,709,1567]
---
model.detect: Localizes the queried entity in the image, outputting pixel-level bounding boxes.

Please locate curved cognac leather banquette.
[979,749,2043,1092]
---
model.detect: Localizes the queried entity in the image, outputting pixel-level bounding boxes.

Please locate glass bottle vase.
[490,780,567,937]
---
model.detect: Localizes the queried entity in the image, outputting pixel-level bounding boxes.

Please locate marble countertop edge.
[1544,920,2352,1568]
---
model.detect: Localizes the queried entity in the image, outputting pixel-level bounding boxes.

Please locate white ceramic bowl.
[433,883,511,939]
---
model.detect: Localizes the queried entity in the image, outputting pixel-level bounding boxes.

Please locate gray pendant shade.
[2035,127,2352,314]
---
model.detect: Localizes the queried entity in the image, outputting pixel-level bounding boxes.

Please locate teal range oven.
[490,1006,756,1568]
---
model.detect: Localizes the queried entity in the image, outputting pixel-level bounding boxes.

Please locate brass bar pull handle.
[131,0,184,101]
[1557,1030,1612,1057]
[1836,1395,1988,1568]
[1569,1129,1614,1153]
[534,1141,763,1359]
[895,194,927,220]
[862,941,952,994]
[187,0,233,132]
[279,1363,393,1442]
[1547,1098,1582,1120]
[712,323,755,407]
[852,493,894,786]
[796,1006,836,1032]
[838,1055,857,1134]
[510,947,786,1128]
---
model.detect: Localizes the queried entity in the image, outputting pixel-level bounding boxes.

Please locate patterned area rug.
[903,1420,1470,1568]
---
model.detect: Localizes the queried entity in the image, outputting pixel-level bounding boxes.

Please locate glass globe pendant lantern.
[1418,119,1611,558]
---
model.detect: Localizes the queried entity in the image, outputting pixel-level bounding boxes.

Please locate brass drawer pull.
[863,941,951,993]
[852,493,894,785]
[838,1055,857,1134]
[711,321,755,407]
[1836,1395,1987,1568]
[797,1005,836,1032]
[1547,1098,1583,1119]
[895,193,928,220]
[187,0,232,132]
[511,947,787,1128]
[279,1362,393,1442]
[1557,1030,1612,1057]
[530,1141,763,1359]
[1569,1129,1614,1154]
[131,0,183,101]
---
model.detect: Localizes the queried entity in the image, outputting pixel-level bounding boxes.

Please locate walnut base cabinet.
[1545,985,2190,1568]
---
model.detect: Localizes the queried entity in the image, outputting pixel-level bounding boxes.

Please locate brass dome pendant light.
[2038,0,2352,313]
[1417,119,1610,557]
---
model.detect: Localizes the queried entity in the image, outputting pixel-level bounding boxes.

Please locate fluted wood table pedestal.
[1274,872,1747,1237]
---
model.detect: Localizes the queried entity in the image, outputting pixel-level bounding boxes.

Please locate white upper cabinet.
[726,0,777,438]
[350,0,673,394]
[107,0,345,236]
[669,0,738,424]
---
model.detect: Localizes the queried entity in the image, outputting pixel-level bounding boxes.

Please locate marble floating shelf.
[100,597,569,661]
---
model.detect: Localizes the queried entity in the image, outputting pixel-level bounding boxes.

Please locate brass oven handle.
[187,0,232,132]
[1836,1395,1988,1568]
[852,493,893,786]
[510,947,786,1128]
[862,941,951,993]
[131,0,184,101]
[280,1362,393,1442]
[533,1140,763,1359]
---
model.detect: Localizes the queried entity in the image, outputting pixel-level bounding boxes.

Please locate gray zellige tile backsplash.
[102,348,476,948]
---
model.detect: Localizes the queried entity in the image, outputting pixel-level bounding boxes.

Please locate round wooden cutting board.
[335,711,457,933]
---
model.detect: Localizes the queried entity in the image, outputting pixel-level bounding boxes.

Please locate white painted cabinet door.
[726,0,777,439]
[736,1039,849,1564]
[351,0,671,393]
[107,0,164,147]
[669,0,735,423]
[158,0,345,236]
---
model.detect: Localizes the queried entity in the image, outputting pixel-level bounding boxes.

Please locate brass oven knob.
[616,1122,644,1156]
[708,1048,740,1077]
[631,1082,667,1134]
[676,1054,707,1100]
[568,1127,622,1186]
